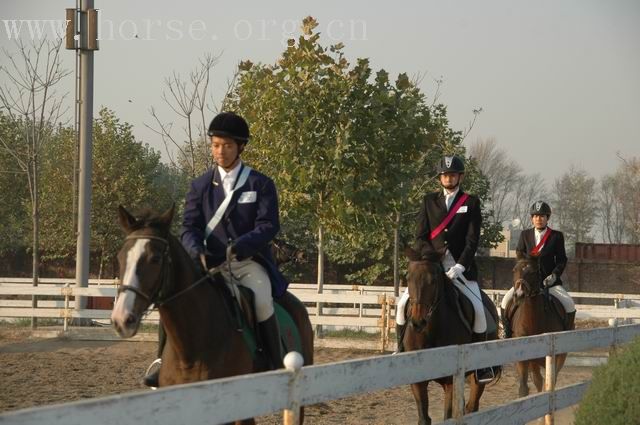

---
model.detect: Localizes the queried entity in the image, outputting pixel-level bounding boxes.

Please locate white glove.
[446,264,466,281]
[543,274,557,287]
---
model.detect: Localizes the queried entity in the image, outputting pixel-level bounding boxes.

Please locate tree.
[225,17,460,285]
[511,173,549,230]
[618,157,640,244]
[468,137,522,226]
[0,113,29,257]
[598,174,626,243]
[225,17,503,284]
[553,166,597,251]
[146,54,221,180]
[39,108,175,277]
[0,39,70,325]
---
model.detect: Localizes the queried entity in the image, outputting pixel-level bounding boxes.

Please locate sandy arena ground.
[0,327,594,424]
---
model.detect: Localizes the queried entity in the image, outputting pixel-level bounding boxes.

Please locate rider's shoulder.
[191,169,215,187]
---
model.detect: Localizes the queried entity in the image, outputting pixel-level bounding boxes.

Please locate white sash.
[205,165,252,239]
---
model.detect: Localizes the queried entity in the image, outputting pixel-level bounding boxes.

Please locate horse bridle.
[408,271,443,329]
[118,234,212,307]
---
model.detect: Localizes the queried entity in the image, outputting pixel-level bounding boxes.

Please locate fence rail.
[2,279,639,351]
[1,323,639,425]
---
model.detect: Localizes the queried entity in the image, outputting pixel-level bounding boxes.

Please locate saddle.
[216,281,302,362]
[450,286,499,335]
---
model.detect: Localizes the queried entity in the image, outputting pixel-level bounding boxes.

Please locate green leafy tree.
[225,17,500,284]
[0,113,30,257]
[40,108,176,277]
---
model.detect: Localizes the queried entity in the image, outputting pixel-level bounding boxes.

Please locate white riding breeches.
[219,258,274,322]
[442,250,486,333]
[500,285,576,313]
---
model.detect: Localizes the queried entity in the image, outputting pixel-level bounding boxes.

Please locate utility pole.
[66,1,98,318]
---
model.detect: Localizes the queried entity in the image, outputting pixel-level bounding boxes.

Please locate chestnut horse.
[111,205,314,425]
[509,256,574,397]
[404,248,500,425]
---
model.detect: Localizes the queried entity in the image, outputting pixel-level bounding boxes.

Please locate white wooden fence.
[1,323,639,425]
[2,278,640,351]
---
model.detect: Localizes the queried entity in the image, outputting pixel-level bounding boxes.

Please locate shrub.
[574,336,640,425]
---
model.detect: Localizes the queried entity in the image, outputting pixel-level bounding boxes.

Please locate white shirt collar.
[218,160,242,184]
[443,187,459,198]
[534,227,547,235]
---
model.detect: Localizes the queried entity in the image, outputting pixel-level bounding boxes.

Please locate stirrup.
[143,358,162,389]
[475,366,496,384]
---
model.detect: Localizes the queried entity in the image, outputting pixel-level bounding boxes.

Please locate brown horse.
[110,205,314,425]
[509,256,574,397]
[404,248,500,425]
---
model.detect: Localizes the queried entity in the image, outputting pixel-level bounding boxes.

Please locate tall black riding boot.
[259,314,284,369]
[565,311,576,331]
[143,323,166,388]
[394,323,407,354]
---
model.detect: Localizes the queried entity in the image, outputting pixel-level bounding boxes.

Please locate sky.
[1,0,639,183]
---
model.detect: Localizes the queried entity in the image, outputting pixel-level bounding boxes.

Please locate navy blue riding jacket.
[180,163,288,297]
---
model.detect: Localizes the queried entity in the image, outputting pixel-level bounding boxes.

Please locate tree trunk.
[316,224,324,338]
[393,211,400,297]
[31,151,39,329]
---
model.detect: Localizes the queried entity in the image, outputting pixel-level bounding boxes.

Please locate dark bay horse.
[509,256,574,397]
[271,238,306,266]
[404,248,500,425]
[110,205,314,425]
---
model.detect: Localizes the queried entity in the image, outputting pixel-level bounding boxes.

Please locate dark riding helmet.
[436,155,465,175]
[207,112,250,143]
[530,201,552,216]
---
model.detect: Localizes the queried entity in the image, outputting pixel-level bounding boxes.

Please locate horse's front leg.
[516,361,530,397]
[442,382,453,419]
[465,374,485,413]
[410,381,431,425]
[531,363,544,393]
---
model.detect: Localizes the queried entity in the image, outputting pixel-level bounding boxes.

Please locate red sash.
[429,193,469,240]
[530,227,552,256]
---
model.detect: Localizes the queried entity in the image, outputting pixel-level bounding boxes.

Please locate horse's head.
[405,245,445,331]
[111,204,174,338]
[513,253,542,299]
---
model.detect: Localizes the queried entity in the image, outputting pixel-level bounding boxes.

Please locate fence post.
[63,283,70,332]
[452,345,466,421]
[544,334,557,425]
[283,351,304,425]
[608,318,619,356]
[379,295,387,352]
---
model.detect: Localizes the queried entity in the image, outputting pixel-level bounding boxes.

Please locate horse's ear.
[118,205,137,234]
[158,203,175,227]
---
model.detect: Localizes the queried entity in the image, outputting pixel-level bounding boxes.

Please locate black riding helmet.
[207,112,250,143]
[530,201,552,216]
[436,155,465,175]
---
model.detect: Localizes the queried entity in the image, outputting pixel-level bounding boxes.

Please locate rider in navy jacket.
[181,165,288,297]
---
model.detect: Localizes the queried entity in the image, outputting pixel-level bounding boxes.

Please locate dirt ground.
[0,327,593,424]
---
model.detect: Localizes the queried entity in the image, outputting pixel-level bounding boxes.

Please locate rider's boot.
[565,311,576,331]
[143,323,166,388]
[259,314,284,369]
[500,307,513,338]
[392,323,407,355]
[472,332,498,384]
